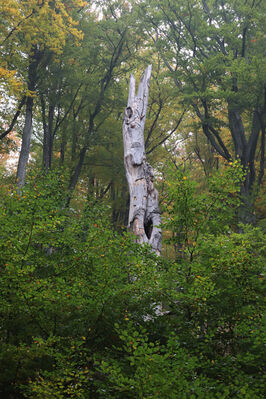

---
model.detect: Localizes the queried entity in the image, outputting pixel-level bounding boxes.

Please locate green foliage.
[139,0,265,217]
[97,323,207,398]
[0,168,264,398]
[157,162,265,398]
[0,1,265,397]
[0,171,160,397]
[163,160,245,258]
[157,226,265,398]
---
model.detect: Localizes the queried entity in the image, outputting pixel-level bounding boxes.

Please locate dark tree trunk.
[41,97,55,171]
[47,105,54,169]
[65,144,88,207]
[228,104,263,225]
[60,130,66,165]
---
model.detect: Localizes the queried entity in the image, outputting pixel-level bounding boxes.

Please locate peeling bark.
[123,66,162,255]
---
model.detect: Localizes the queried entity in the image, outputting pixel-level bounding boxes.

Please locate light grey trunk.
[16,50,40,188]
[16,96,33,188]
[123,65,162,255]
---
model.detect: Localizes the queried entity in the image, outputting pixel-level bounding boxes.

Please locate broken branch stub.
[123,65,162,255]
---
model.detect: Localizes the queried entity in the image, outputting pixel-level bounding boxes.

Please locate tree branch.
[1,11,34,46]
[146,110,185,155]
[53,83,83,137]
[0,96,26,140]
[145,96,163,148]
[193,103,231,160]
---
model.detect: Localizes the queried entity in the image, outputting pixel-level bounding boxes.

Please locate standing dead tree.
[123,65,161,255]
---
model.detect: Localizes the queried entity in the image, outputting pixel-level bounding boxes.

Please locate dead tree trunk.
[123,65,162,255]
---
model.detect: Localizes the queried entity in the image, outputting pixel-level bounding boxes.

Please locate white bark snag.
[123,65,162,255]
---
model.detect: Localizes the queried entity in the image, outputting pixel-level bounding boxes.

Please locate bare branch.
[0,96,26,140]
[146,110,185,154]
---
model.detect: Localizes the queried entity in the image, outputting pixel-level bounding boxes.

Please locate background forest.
[0,1,265,398]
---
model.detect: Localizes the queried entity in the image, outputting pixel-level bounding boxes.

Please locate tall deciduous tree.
[64,2,140,205]
[1,0,85,187]
[140,0,265,223]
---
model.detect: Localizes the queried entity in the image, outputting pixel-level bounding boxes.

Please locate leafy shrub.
[0,169,264,398]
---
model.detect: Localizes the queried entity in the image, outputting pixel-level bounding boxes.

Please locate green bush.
[0,169,264,398]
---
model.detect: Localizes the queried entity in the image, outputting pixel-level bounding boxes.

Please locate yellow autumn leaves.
[0,67,22,97]
[0,0,85,98]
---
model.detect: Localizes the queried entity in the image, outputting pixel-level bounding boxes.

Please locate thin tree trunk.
[71,118,78,162]
[16,51,40,188]
[123,66,162,255]
[16,96,33,188]
[65,144,88,207]
[47,105,54,169]
[60,129,67,165]
[42,102,55,171]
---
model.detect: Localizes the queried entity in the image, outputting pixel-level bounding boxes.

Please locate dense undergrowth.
[0,167,265,398]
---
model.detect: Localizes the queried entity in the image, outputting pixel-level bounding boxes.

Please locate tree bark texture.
[16,95,33,188]
[16,50,40,188]
[123,65,162,255]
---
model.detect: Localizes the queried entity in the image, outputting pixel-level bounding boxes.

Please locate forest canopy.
[0,1,265,398]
